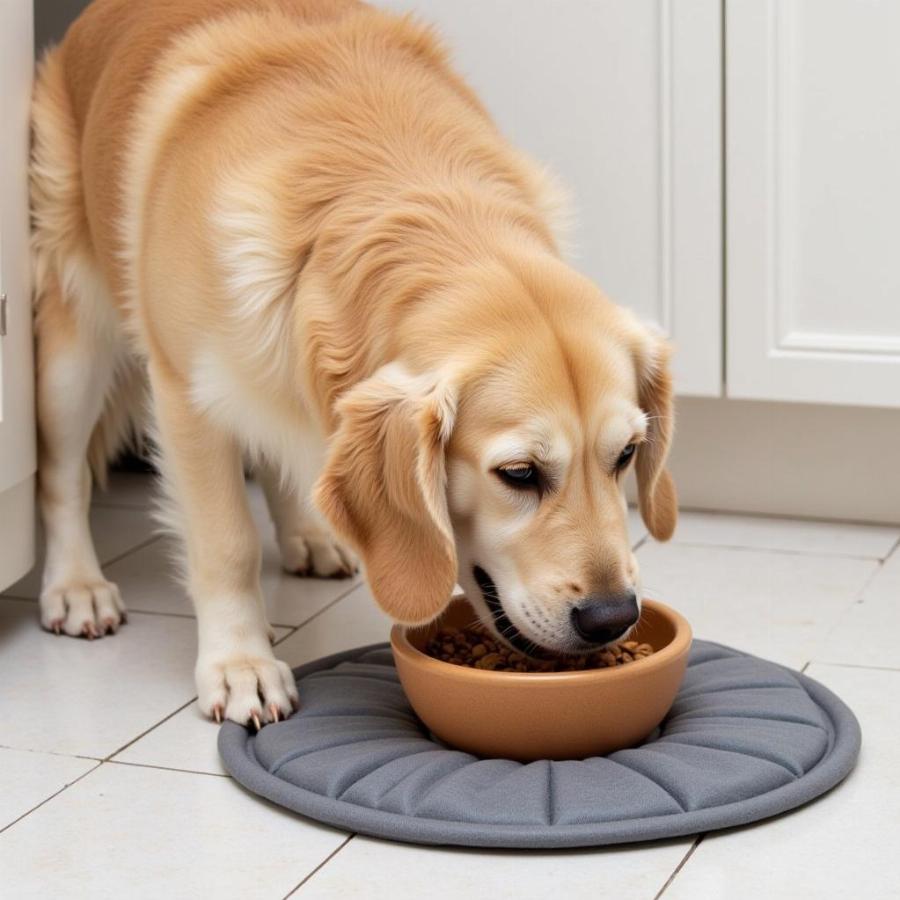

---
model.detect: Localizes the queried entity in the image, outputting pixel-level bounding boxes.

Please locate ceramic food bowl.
[391,596,692,761]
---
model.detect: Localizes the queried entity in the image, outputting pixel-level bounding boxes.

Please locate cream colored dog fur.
[30,0,676,727]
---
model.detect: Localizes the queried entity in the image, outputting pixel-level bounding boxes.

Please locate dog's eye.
[616,443,637,469]
[496,464,541,489]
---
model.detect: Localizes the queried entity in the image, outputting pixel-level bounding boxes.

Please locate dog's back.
[35,0,363,303]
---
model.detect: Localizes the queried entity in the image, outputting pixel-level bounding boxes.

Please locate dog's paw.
[279,532,358,579]
[39,579,127,638]
[196,651,299,727]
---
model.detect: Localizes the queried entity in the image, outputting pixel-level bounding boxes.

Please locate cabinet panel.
[377,0,723,396]
[727,0,900,407]
[0,0,36,589]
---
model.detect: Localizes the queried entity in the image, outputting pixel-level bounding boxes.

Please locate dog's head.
[314,260,676,655]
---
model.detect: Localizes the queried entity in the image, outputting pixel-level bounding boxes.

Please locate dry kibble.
[425,625,655,672]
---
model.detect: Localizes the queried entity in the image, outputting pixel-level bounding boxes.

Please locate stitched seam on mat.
[547,760,554,826]
[268,734,423,775]
[408,759,497,812]
[675,683,803,699]
[306,669,402,685]
[336,750,454,805]
[604,759,688,813]
[666,711,829,730]
[684,655,740,671]
[291,710,421,726]
[655,740,805,778]
[328,748,444,800]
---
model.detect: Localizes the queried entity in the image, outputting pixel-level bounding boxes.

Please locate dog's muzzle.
[472,565,536,655]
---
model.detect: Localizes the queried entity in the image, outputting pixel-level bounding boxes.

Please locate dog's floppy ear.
[634,337,678,541]
[313,364,457,625]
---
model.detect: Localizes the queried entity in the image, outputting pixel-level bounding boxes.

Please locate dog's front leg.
[150,368,298,727]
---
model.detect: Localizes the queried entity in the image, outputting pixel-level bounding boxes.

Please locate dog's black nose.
[570,592,640,645]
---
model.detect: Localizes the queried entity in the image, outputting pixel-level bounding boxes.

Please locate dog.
[30,0,677,727]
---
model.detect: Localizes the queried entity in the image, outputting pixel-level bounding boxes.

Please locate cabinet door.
[375,0,723,396]
[727,0,900,407]
[0,0,36,589]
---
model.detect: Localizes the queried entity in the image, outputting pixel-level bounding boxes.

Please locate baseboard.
[627,397,900,525]
[0,473,36,591]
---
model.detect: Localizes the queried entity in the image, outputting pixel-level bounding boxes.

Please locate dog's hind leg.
[34,274,127,637]
[255,457,357,578]
[31,48,127,637]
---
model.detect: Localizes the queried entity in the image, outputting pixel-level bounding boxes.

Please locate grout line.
[273,581,368,640]
[107,759,230,779]
[1,534,165,604]
[0,744,101,763]
[284,833,356,897]
[0,760,103,835]
[654,834,705,899]
[632,534,650,552]
[801,661,811,674]
[102,587,363,763]
[117,607,196,620]
[106,698,197,761]
[805,659,900,674]
[100,534,165,569]
[659,540,888,563]
[884,534,900,563]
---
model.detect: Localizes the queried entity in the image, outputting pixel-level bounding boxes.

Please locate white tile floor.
[1,474,898,899]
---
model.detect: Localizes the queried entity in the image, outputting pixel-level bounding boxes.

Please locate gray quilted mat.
[218,640,860,848]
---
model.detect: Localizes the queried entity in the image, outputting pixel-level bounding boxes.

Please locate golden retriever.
[30,0,677,727]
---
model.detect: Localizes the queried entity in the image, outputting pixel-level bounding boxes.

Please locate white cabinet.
[727,0,900,408]
[377,0,723,397]
[0,0,36,590]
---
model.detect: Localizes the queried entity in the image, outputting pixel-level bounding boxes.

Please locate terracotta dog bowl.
[391,596,692,761]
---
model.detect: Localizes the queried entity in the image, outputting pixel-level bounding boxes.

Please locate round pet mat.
[219,640,860,849]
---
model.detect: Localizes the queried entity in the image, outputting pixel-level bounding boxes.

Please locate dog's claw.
[269,703,280,723]
[251,712,262,731]
[83,622,96,640]
[213,705,223,724]
[52,621,62,635]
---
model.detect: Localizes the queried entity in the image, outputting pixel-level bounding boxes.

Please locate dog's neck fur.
[294,183,561,430]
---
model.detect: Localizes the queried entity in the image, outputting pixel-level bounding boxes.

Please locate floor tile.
[812,547,900,669]
[106,536,360,627]
[0,748,97,831]
[3,506,160,600]
[299,834,693,900]
[669,510,898,560]
[0,761,347,900]
[116,584,391,775]
[91,471,156,509]
[113,700,228,776]
[0,598,197,758]
[635,542,877,669]
[269,581,394,662]
[664,664,900,900]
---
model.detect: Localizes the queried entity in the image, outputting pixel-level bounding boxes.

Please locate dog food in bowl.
[391,596,692,760]
[425,625,654,672]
